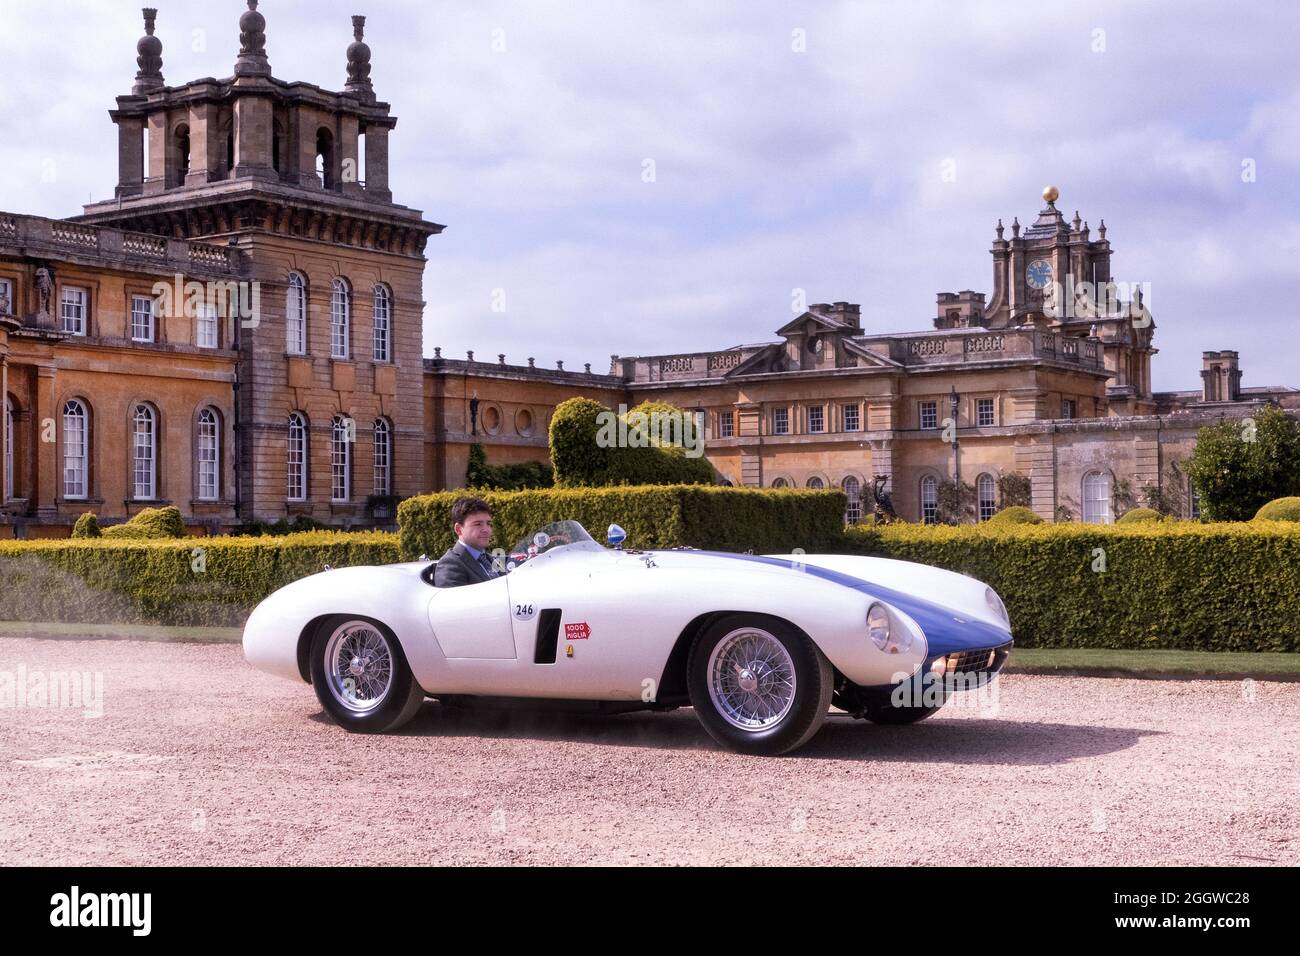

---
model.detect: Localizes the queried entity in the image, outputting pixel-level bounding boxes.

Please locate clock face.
[1026,259,1053,290]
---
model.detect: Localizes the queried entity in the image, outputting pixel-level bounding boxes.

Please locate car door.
[426,575,515,659]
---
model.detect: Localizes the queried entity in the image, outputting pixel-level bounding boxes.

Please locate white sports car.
[243,520,1013,755]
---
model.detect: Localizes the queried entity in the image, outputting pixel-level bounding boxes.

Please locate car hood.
[645,549,1012,656]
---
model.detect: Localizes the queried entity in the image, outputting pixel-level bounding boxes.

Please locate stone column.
[116,117,145,196]
[33,366,57,518]
[364,126,391,201]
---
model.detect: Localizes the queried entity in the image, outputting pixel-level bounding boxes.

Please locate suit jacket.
[432,541,496,588]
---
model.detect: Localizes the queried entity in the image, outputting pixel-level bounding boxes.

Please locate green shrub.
[837,521,1300,652]
[466,442,554,491]
[984,506,1043,525]
[1117,507,1162,524]
[1186,405,1300,520]
[71,512,101,539]
[548,397,714,487]
[398,484,847,559]
[1255,497,1300,522]
[0,531,401,627]
[232,515,332,537]
[101,505,186,540]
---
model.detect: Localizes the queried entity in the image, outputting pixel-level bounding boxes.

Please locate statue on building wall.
[34,266,54,325]
[872,474,899,524]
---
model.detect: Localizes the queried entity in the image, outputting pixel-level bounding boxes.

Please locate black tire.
[309,615,426,733]
[687,613,833,756]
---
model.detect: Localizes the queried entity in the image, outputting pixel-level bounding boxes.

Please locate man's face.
[455,510,493,551]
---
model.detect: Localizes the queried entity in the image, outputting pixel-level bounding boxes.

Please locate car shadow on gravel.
[319,702,1156,764]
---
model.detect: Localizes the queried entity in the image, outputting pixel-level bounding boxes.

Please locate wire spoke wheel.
[706,626,797,731]
[324,620,394,715]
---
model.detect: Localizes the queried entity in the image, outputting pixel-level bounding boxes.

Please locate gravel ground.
[1,636,1297,866]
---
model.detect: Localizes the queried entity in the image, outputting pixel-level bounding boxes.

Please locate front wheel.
[687,614,833,755]
[309,616,426,732]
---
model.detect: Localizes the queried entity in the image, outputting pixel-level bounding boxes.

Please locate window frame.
[286,272,307,355]
[373,418,391,497]
[772,406,789,435]
[807,405,825,434]
[977,473,997,521]
[331,415,352,502]
[130,294,156,343]
[287,412,308,502]
[718,411,734,438]
[132,403,157,500]
[196,301,219,349]
[976,397,995,427]
[60,286,88,336]
[919,400,938,430]
[1082,471,1113,524]
[330,278,351,360]
[372,285,392,363]
[842,475,861,524]
[842,403,860,432]
[920,475,938,524]
[63,399,89,499]
[197,407,220,501]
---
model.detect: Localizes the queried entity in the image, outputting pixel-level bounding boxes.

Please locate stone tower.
[77,3,444,524]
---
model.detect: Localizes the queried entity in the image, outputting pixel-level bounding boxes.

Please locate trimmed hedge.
[0,532,401,627]
[1255,497,1300,522]
[1116,507,1162,524]
[398,485,848,559]
[101,505,186,540]
[838,522,1300,652]
[548,397,715,487]
[984,506,1042,525]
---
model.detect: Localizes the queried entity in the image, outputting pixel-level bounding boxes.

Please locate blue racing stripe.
[690,550,1013,655]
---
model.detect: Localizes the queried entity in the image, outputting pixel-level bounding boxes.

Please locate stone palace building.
[1,3,1295,537]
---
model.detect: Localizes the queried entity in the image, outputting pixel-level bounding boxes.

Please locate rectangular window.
[919,400,937,430]
[0,278,13,316]
[1062,398,1076,420]
[372,291,391,362]
[60,287,87,335]
[772,407,789,435]
[131,294,155,342]
[842,404,860,432]
[196,303,218,348]
[719,411,734,438]
[977,398,995,427]
[807,405,824,433]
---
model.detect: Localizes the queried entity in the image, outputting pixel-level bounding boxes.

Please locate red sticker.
[565,622,591,640]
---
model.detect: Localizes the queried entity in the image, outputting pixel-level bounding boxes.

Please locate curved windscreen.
[506,520,595,568]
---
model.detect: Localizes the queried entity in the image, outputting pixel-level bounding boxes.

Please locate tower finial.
[345,14,374,97]
[995,218,1004,240]
[133,8,165,94]
[1011,216,1021,239]
[235,0,271,77]
[1042,184,1059,205]
[1098,219,1107,240]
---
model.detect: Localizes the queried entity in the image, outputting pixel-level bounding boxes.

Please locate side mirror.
[607,524,627,549]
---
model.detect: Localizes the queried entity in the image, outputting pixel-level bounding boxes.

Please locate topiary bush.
[101,505,186,540]
[71,512,101,539]
[1117,507,1162,524]
[548,397,714,487]
[1255,496,1300,522]
[984,506,1043,525]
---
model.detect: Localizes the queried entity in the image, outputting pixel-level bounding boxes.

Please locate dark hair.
[450,495,492,527]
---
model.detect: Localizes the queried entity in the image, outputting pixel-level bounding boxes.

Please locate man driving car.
[432,496,505,587]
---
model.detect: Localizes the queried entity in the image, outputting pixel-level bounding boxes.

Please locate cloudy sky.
[1,0,1296,390]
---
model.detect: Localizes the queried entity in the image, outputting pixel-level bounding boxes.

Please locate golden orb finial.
[1042,185,1060,203]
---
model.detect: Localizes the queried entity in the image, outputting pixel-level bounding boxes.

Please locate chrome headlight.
[985,587,1009,625]
[867,602,911,654]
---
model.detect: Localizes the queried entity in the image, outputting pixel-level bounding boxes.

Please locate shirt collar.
[460,540,484,561]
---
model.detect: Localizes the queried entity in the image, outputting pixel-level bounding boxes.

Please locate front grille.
[945,642,1012,675]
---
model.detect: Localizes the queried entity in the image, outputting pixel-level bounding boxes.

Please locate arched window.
[331,415,352,502]
[287,412,307,502]
[286,272,306,354]
[132,404,157,500]
[1082,471,1112,524]
[63,400,88,500]
[197,408,220,501]
[977,473,997,522]
[920,475,938,525]
[373,418,392,496]
[3,397,13,502]
[807,476,824,489]
[372,285,391,362]
[770,477,789,489]
[842,475,861,524]
[330,278,350,359]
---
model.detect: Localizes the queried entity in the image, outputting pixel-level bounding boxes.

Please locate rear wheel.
[687,614,832,755]
[309,616,426,732]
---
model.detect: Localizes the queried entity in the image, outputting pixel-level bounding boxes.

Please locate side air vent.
[534,609,563,664]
